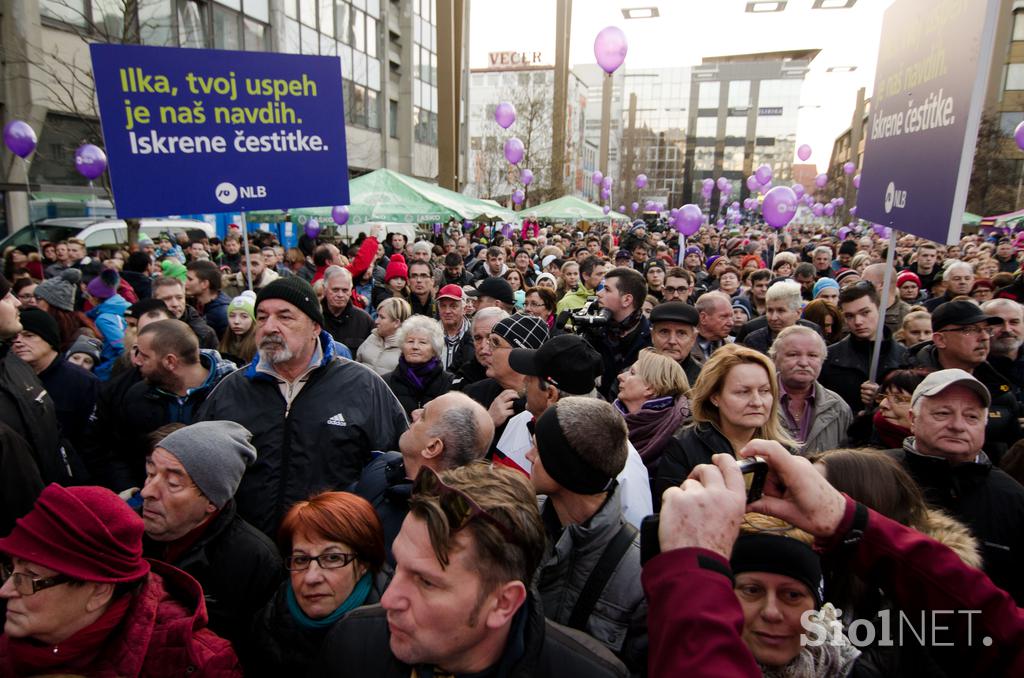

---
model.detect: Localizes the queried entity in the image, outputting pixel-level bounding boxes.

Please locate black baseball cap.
[931,300,1000,332]
[649,301,699,326]
[477,277,515,306]
[508,334,601,395]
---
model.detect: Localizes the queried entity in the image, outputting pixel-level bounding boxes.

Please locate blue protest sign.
[90,44,348,218]
[856,0,1000,245]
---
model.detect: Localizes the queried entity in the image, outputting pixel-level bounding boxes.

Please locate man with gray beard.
[198,277,408,536]
[983,298,1024,409]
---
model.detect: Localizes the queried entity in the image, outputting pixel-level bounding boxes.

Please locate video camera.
[555,297,612,332]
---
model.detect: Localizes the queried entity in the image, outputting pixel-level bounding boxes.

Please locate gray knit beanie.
[35,269,81,312]
[157,421,257,509]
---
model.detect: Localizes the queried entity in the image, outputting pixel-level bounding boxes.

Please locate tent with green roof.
[524,195,630,223]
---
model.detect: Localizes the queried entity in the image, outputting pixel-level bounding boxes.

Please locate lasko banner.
[90,44,349,218]
[856,0,1000,245]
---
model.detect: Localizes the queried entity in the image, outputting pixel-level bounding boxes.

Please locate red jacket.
[642,496,1024,677]
[0,560,241,678]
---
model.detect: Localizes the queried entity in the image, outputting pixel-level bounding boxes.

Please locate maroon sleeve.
[642,548,760,678]
[346,236,379,281]
[824,497,1024,675]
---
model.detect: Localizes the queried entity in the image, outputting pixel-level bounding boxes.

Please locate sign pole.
[241,211,253,292]
[868,226,898,384]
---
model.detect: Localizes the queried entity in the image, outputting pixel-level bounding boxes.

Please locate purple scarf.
[398,355,441,393]
[617,396,690,467]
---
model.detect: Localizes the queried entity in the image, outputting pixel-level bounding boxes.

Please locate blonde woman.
[654,343,793,502]
[356,297,411,376]
[614,348,691,479]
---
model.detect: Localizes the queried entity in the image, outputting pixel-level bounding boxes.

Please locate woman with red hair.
[250,491,387,677]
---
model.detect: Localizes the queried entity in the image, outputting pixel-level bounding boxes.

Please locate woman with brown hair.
[654,343,793,502]
[250,491,387,677]
[801,298,844,345]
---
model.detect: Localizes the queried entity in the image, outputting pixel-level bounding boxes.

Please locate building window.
[1014,11,1024,41]
[1007,63,1024,91]
[40,0,88,26]
[1001,111,1024,136]
[390,99,399,138]
[698,82,720,108]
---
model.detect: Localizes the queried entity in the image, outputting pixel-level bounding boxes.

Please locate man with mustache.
[769,325,851,455]
[198,277,408,537]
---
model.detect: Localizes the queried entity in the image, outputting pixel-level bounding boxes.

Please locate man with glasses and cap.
[887,369,1024,604]
[909,300,1022,464]
[314,463,627,677]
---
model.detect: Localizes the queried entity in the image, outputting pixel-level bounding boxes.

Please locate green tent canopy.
[962,212,982,225]
[523,195,630,223]
[285,168,517,225]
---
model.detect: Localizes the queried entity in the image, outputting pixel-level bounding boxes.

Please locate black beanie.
[730,533,824,607]
[255,277,325,327]
[533,405,617,495]
[18,308,61,352]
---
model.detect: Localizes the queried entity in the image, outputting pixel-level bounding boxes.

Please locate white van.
[1,217,215,251]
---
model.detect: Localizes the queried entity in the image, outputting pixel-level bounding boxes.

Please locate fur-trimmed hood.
[919,509,983,569]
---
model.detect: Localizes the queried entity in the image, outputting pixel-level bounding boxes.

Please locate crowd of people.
[2,215,1024,676]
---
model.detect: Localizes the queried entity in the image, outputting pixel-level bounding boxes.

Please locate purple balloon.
[3,120,37,159]
[850,206,858,216]
[74,144,107,180]
[600,187,611,200]
[838,227,850,240]
[675,204,703,236]
[602,176,613,190]
[755,164,773,185]
[873,223,890,238]
[716,176,729,191]
[701,185,714,199]
[603,205,611,215]
[731,201,740,210]
[594,26,628,74]
[716,219,726,228]
[803,195,814,207]
[853,174,861,189]
[512,188,525,205]
[331,207,356,229]
[702,178,715,191]
[504,138,525,165]
[670,208,679,218]
[495,102,516,129]
[797,144,812,162]
[619,204,626,212]
[815,173,828,189]
[824,203,835,217]
[791,183,805,199]
[520,168,534,186]
[812,203,824,217]
[835,197,845,206]
[631,201,639,213]
[304,218,321,239]
[592,170,604,186]
[635,173,647,189]
[762,186,798,229]
[843,161,856,175]
[1016,121,1024,151]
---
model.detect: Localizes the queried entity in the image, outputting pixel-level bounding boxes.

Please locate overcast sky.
[468,0,896,172]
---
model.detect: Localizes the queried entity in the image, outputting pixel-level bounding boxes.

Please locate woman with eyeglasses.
[523,286,559,333]
[251,491,386,678]
[0,484,240,677]
[845,368,930,448]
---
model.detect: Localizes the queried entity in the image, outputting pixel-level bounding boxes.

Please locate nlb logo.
[884,181,906,214]
[214,182,267,205]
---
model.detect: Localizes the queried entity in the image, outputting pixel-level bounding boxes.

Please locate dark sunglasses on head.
[413,466,518,544]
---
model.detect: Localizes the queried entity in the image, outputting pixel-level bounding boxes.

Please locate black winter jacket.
[819,328,909,415]
[384,360,453,418]
[321,299,374,356]
[587,316,652,400]
[0,346,72,485]
[887,444,1024,605]
[182,304,219,349]
[198,333,408,536]
[0,422,45,536]
[653,422,732,506]
[79,365,141,487]
[248,571,389,678]
[909,343,1022,465]
[349,451,410,567]
[313,597,628,677]
[142,500,284,646]
[37,356,99,453]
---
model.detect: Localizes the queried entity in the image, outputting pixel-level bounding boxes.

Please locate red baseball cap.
[437,284,464,301]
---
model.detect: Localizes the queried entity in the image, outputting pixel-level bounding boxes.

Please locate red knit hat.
[0,484,150,582]
[385,253,409,282]
[739,254,763,270]
[896,270,921,288]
